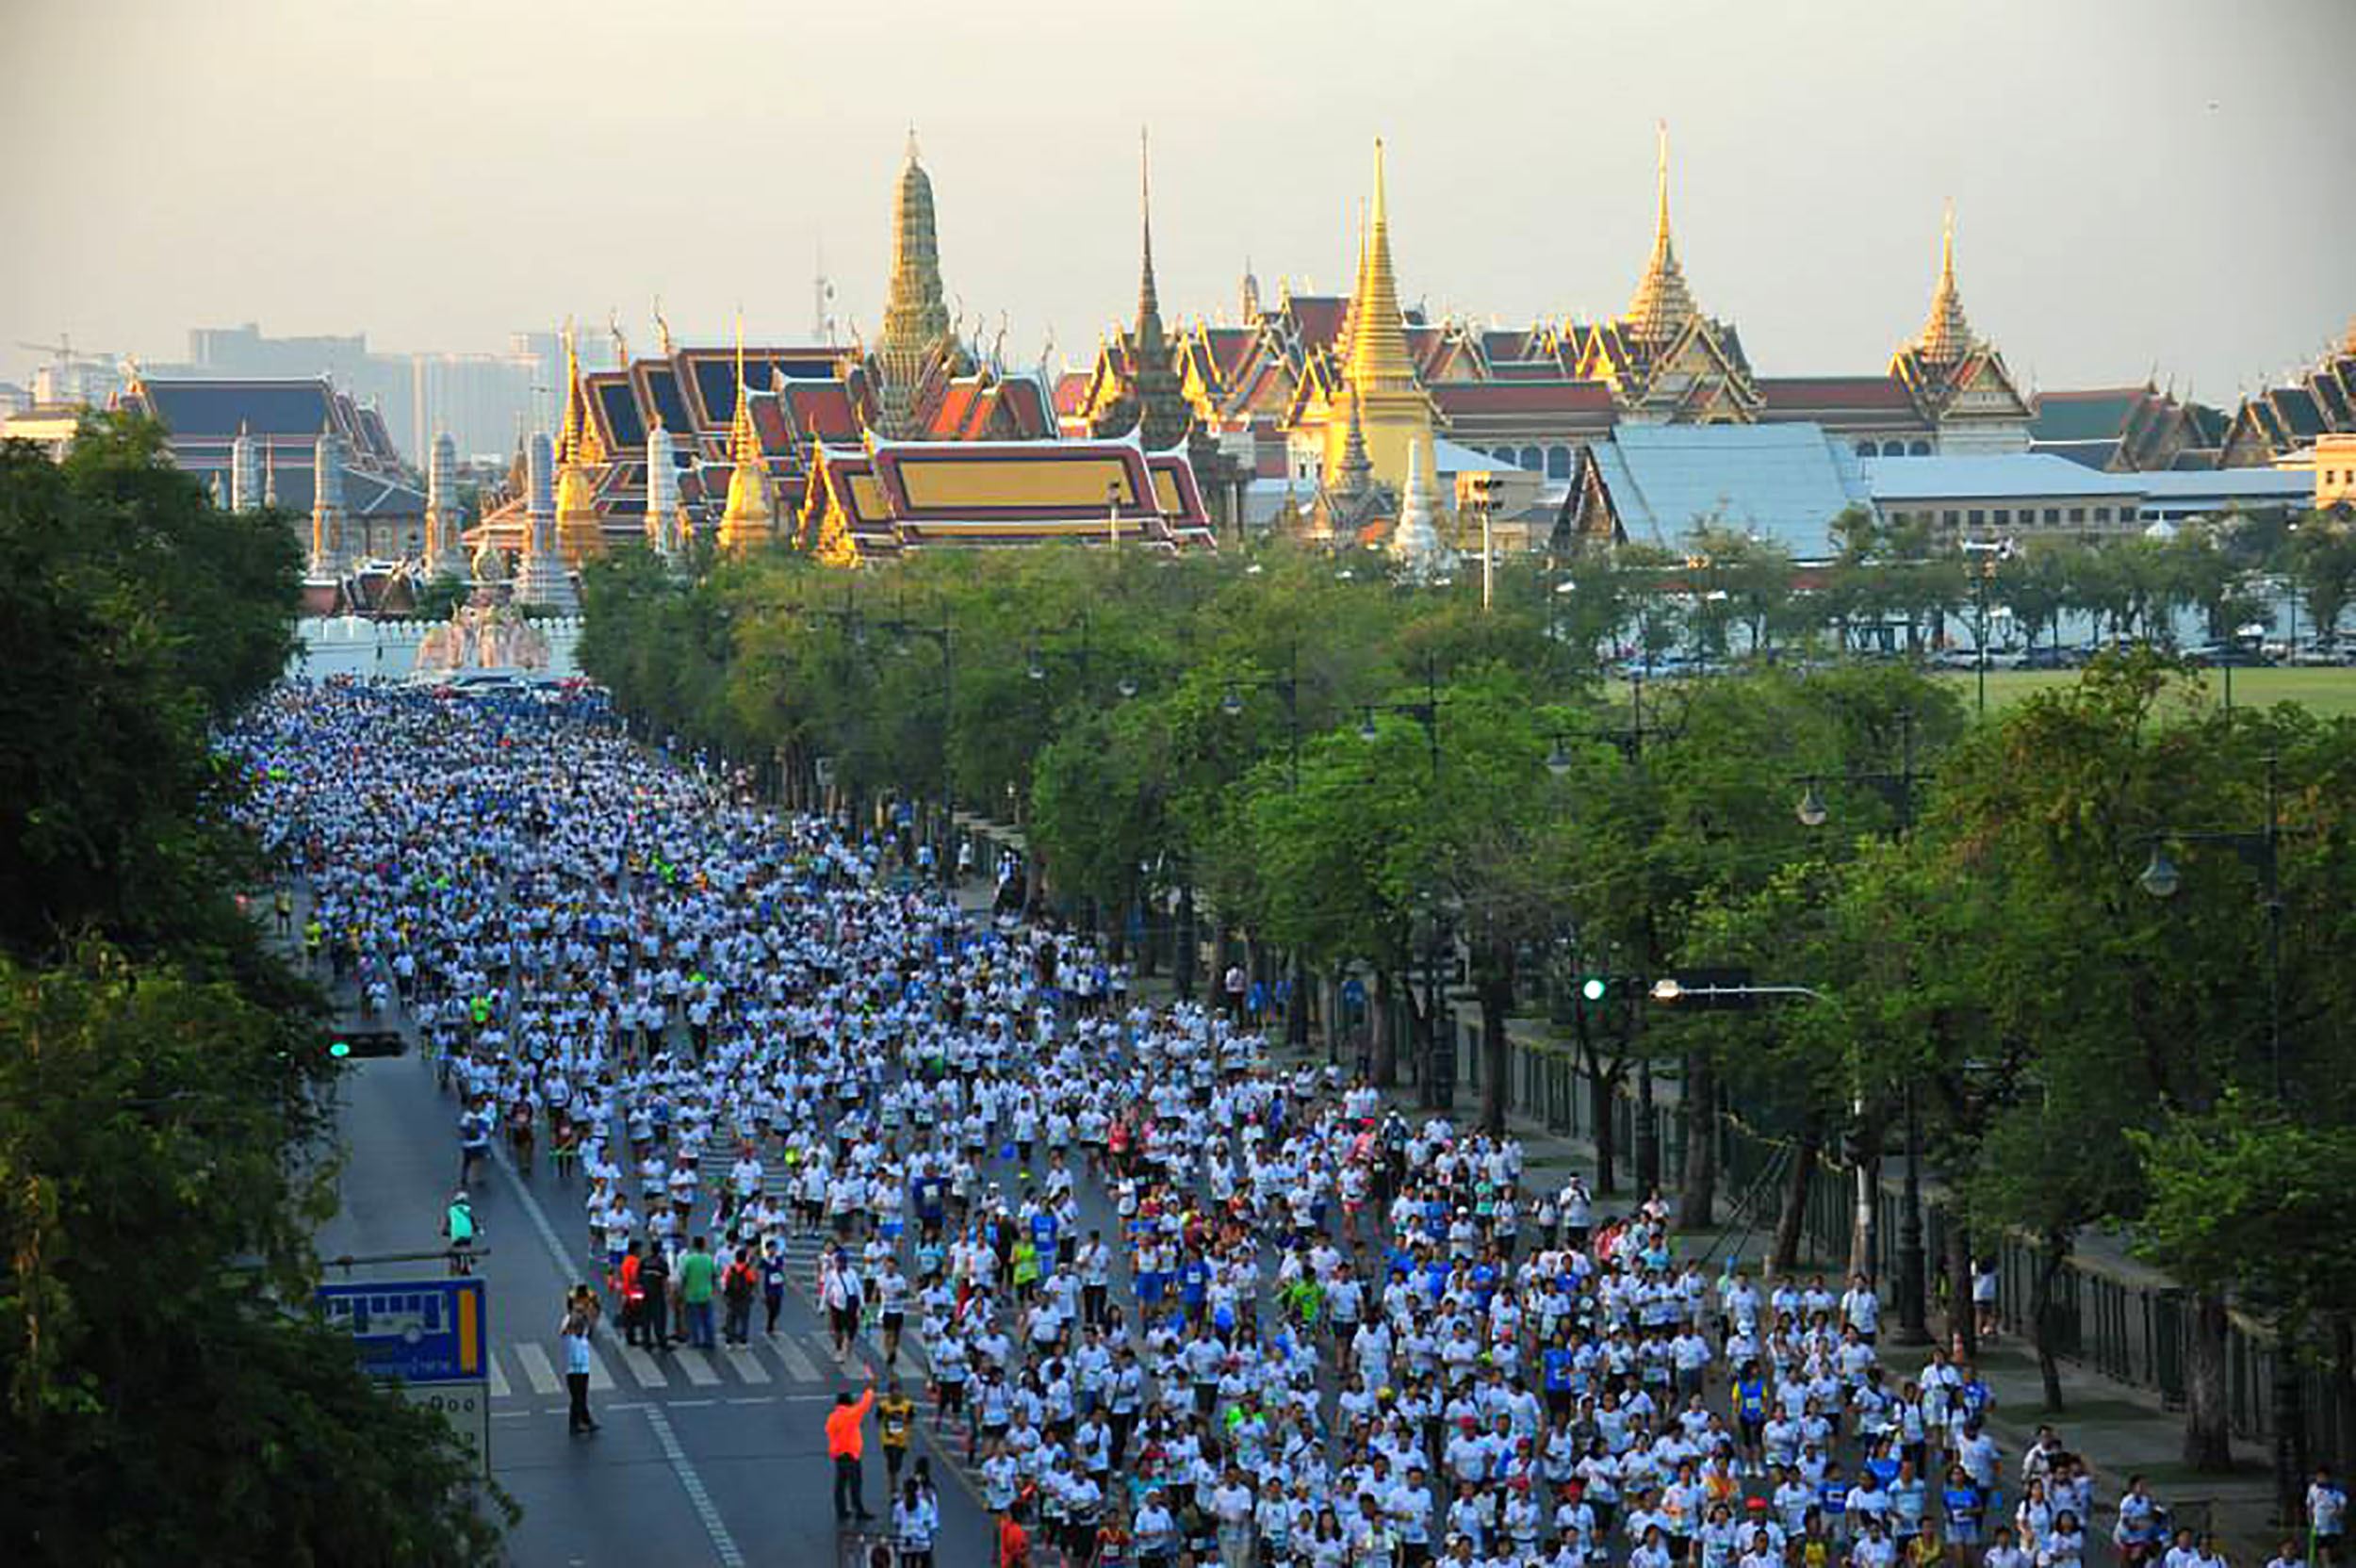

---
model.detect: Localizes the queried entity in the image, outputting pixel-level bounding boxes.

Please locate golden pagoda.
[1572,123,1758,421]
[1914,204,1975,367]
[1887,204,2031,451]
[717,324,775,553]
[1624,129,1698,349]
[555,321,608,563]
[1320,138,1435,497]
[876,130,956,438]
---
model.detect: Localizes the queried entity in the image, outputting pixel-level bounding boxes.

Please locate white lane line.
[488,1351,512,1400]
[772,1337,824,1383]
[515,1341,561,1396]
[646,1404,746,1568]
[585,1345,615,1393]
[676,1351,721,1387]
[722,1346,769,1384]
[618,1344,666,1388]
[492,1138,742,1567]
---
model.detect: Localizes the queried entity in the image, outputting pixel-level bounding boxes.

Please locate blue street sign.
[1340,977,1367,1006]
[317,1278,488,1384]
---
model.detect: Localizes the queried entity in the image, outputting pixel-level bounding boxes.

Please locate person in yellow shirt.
[876,1379,916,1493]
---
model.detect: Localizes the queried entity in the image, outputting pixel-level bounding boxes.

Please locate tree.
[2283,510,2356,644]
[0,419,507,1560]
[0,954,510,1562]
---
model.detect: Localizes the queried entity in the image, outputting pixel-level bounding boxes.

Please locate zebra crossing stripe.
[487,1351,512,1399]
[515,1340,562,1396]
[722,1346,769,1383]
[585,1346,614,1392]
[773,1336,825,1383]
[676,1350,721,1386]
[617,1344,665,1388]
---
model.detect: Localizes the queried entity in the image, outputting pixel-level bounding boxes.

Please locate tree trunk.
[1371,969,1399,1087]
[1634,1056,1660,1197]
[1173,884,1197,1002]
[1477,948,1514,1137]
[1577,1009,1620,1197]
[1772,1130,1819,1274]
[2182,1289,2235,1472]
[2030,1235,2069,1413]
[1945,1216,1978,1363]
[1677,1051,1717,1232]
[1850,1147,1882,1283]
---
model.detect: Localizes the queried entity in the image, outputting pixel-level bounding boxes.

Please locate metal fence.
[1476,1021,2345,1469]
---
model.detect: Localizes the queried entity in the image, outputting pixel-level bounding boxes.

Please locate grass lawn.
[1930,666,2356,718]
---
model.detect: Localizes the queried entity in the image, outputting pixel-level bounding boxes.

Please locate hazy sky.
[6,0,2351,402]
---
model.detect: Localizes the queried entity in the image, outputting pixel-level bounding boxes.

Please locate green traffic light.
[329,1040,352,1058]
[1580,977,1608,1003]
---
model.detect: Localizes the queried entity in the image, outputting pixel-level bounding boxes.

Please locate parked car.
[2188,642,2275,668]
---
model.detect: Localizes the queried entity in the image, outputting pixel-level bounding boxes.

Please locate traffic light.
[328,1031,407,1060]
[1577,974,1642,1004]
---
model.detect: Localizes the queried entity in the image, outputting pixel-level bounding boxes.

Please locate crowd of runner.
[229,679,2341,1568]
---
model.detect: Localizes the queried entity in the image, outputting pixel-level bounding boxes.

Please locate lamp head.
[2138,842,2182,900]
[1796,783,1830,829]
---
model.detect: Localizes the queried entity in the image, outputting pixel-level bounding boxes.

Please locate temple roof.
[1759,376,1920,411]
[1915,208,1976,365]
[1432,380,1616,416]
[805,433,1215,557]
[1575,422,1871,559]
[1624,125,1700,347]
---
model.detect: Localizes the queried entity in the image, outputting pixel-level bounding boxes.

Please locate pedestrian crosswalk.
[482,1330,859,1402]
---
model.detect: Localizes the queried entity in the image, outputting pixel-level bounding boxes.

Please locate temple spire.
[729,315,760,467]
[1917,201,1976,365]
[719,313,774,552]
[1344,139,1415,396]
[1626,122,1698,345]
[557,319,605,466]
[1136,127,1161,336]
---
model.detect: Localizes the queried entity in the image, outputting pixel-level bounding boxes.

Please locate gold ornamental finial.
[653,295,675,358]
[558,318,581,461]
[730,312,760,466]
[905,123,921,164]
[1343,136,1416,396]
[1626,121,1697,345]
[1917,200,1975,366]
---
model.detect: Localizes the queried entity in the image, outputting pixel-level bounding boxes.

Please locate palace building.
[1059,128,2039,556]
[466,134,1092,573]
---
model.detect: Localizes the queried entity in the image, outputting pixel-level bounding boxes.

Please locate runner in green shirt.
[678,1236,720,1350]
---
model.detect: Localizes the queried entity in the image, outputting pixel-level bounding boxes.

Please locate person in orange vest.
[996,1500,1031,1568]
[826,1369,877,1524]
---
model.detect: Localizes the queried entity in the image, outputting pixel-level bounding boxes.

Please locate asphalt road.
[316,1021,994,1566]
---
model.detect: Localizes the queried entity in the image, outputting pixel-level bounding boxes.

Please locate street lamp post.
[1360,660,1448,1099]
[1793,710,1932,1342]
[2136,752,2301,1521]
[1220,646,1314,1053]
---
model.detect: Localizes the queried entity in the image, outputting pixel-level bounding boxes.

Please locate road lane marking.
[722,1346,768,1383]
[515,1341,561,1396]
[646,1404,745,1568]
[491,1135,743,1568]
[618,1344,666,1388]
[585,1345,614,1392]
[772,1338,824,1382]
[488,1351,512,1400]
[676,1351,721,1386]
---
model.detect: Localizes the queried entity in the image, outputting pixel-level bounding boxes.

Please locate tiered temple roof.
[800,433,1215,563]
